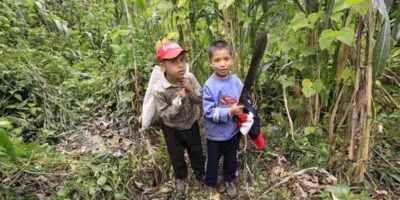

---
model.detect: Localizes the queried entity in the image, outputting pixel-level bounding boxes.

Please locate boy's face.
[210,48,233,78]
[160,53,187,82]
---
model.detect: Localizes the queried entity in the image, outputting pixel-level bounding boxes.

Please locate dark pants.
[161,121,205,181]
[204,134,240,187]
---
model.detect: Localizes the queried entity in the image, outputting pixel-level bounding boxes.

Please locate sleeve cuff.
[217,107,230,122]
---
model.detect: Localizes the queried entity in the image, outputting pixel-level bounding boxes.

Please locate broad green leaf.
[334,0,352,13]
[0,128,16,161]
[97,176,107,186]
[89,186,96,195]
[334,0,369,14]
[293,63,306,71]
[14,94,22,101]
[291,12,321,31]
[313,79,325,92]
[302,79,316,97]
[217,0,235,10]
[352,0,370,15]
[111,30,129,41]
[336,27,354,46]
[304,126,316,135]
[291,13,308,31]
[56,188,68,197]
[103,185,113,191]
[302,89,316,98]
[115,193,126,200]
[302,48,316,57]
[319,29,337,50]
[307,12,321,26]
[278,75,295,88]
[118,30,130,37]
[326,184,351,200]
[24,0,35,7]
[177,0,187,8]
[371,0,390,79]
[319,28,354,49]
[0,118,12,130]
[0,16,9,25]
[372,20,391,79]
[110,44,121,52]
[330,12,344,24]
[136,0,146,10]
[302,79,313,88]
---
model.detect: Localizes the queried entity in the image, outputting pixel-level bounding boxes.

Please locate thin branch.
[383,74,400,86]
[376,82,400,109]
[372,149,400,174]
[328,85,345,142]
[337,103,352,132]
[283,86,295,142]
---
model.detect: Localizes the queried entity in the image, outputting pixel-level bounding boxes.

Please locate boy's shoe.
[206,186,220,199]
[175,179,186,194]
[225,182,237,198]
[192,179,205,191]
[216,183,225,193]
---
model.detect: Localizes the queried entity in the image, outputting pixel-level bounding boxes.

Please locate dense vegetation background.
[0,0,399,199]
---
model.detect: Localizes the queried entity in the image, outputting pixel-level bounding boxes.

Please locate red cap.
[156,42,185,61]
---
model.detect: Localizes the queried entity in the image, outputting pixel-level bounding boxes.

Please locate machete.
[239,32,268,103]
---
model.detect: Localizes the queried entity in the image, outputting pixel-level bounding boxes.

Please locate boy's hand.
[229,103,244,116]
[176,88,187,97]
[180,78,193,93]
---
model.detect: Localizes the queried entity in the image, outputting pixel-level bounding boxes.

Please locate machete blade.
[239,32,268,103]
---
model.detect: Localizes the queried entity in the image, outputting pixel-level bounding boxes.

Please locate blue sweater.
[202,73,243,141]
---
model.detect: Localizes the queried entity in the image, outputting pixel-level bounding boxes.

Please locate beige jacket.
[153,71,201,130]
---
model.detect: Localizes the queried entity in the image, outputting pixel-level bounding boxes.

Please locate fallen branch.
[257,167,333,199]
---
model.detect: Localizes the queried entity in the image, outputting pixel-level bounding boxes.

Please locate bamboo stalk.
[351,6,375,183]
[348,16,364,161]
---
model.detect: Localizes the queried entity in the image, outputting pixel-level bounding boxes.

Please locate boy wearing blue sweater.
[202,40,244,197]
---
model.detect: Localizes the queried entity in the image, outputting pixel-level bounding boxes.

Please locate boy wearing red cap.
[151,40,204,196]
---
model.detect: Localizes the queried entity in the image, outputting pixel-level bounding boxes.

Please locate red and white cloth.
[236,112,254,136]
[236,112,266,151]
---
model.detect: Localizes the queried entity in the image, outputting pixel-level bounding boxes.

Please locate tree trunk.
[348,8,375,183]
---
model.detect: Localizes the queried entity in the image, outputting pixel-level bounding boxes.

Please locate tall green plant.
[0,119,16,161]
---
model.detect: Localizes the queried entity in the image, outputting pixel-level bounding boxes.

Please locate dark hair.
[207,40,234,59]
